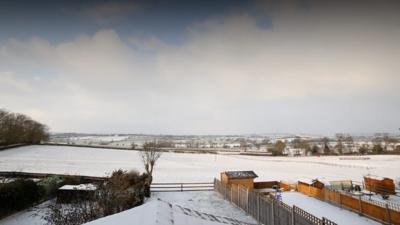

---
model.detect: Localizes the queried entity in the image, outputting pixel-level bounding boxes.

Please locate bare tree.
[293,138,311,154]
[140,142,162,197]
[335,134,345,155]
[271,140,285,156]
[321,137,331,155]
[140,142,162,181]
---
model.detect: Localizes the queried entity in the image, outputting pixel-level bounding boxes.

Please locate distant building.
[174,143,187,148]
[283,147,305,157]
[224,143,241,149]
[220,170,258,190]
[57,184,97,203]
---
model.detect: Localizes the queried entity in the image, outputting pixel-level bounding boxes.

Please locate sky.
[0,0,400,135]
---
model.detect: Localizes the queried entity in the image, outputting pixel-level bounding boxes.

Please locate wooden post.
[181,183,183,192]
[257,195,260,223]
[230,184,233,202]
[213,178,216,191]
[246,187,249,212]
[237,185,240,206]
[339,192,342,208]
[385,203,392,225]
[291,207,295,225]
[358,195,362,215]
[271,199,275,225]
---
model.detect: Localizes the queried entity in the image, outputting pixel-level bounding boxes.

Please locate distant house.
[298,178,325,189]
[283,147,305,157]
[220,171,258,190]
[224,143,241,149]
[174,143,187,148]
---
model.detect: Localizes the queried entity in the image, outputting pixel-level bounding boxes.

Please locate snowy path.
[0,200,50,225]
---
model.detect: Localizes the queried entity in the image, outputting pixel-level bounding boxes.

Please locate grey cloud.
[1,2,400,134]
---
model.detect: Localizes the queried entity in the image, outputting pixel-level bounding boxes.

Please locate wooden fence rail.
[214,178,337,225]
[150,182,214,192]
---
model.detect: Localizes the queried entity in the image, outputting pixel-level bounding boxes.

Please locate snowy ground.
[0,200,51,225]
[2,145,398,225]
[280,192,380,225]
[153,191,256,222]
[1,145,399,185]
[0,192,257,225]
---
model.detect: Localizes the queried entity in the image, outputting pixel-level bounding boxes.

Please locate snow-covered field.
[1,145,398,225]
[1,145,399,185]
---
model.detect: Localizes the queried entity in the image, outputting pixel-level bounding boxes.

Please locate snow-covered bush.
[43,170,148,225]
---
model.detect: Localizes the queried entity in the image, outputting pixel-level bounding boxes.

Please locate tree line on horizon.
[270,134,399,156]
[0,109,49,146]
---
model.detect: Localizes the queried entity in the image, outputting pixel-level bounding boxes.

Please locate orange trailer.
[364,175,395,195]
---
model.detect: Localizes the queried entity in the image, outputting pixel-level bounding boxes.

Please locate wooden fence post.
[385,203,392,225]
[271,199,275,225]
[338,192,342,209]
[358,195,362,215]
[213,178,216,191]
[237,185,240,206]
[180,183,183,192]
[257,195,260,223]
[230,184,233,202]
[291,207,295,225]
[246,187,249,212]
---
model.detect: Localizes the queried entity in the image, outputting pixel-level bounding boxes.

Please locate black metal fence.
[214,178,337,225]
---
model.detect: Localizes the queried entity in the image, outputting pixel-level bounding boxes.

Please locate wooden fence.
[150,182,214,192]
[297,182,400,225]
[214,178,337,225]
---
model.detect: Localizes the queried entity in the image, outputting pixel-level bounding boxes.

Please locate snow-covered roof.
[298,178,329,185]
[59,183,97,191]
[224,171,258,179]
[84,198,256,225]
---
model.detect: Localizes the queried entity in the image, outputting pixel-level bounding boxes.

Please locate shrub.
[43,170,149,225]
[38,176,63,197]
[0,179,43,217]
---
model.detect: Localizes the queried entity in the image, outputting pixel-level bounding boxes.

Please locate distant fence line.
[214,178,337,225]
[0,171,107,182]
[0,144,28,151]
[297,182,400,225]
[40,143,220,154]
